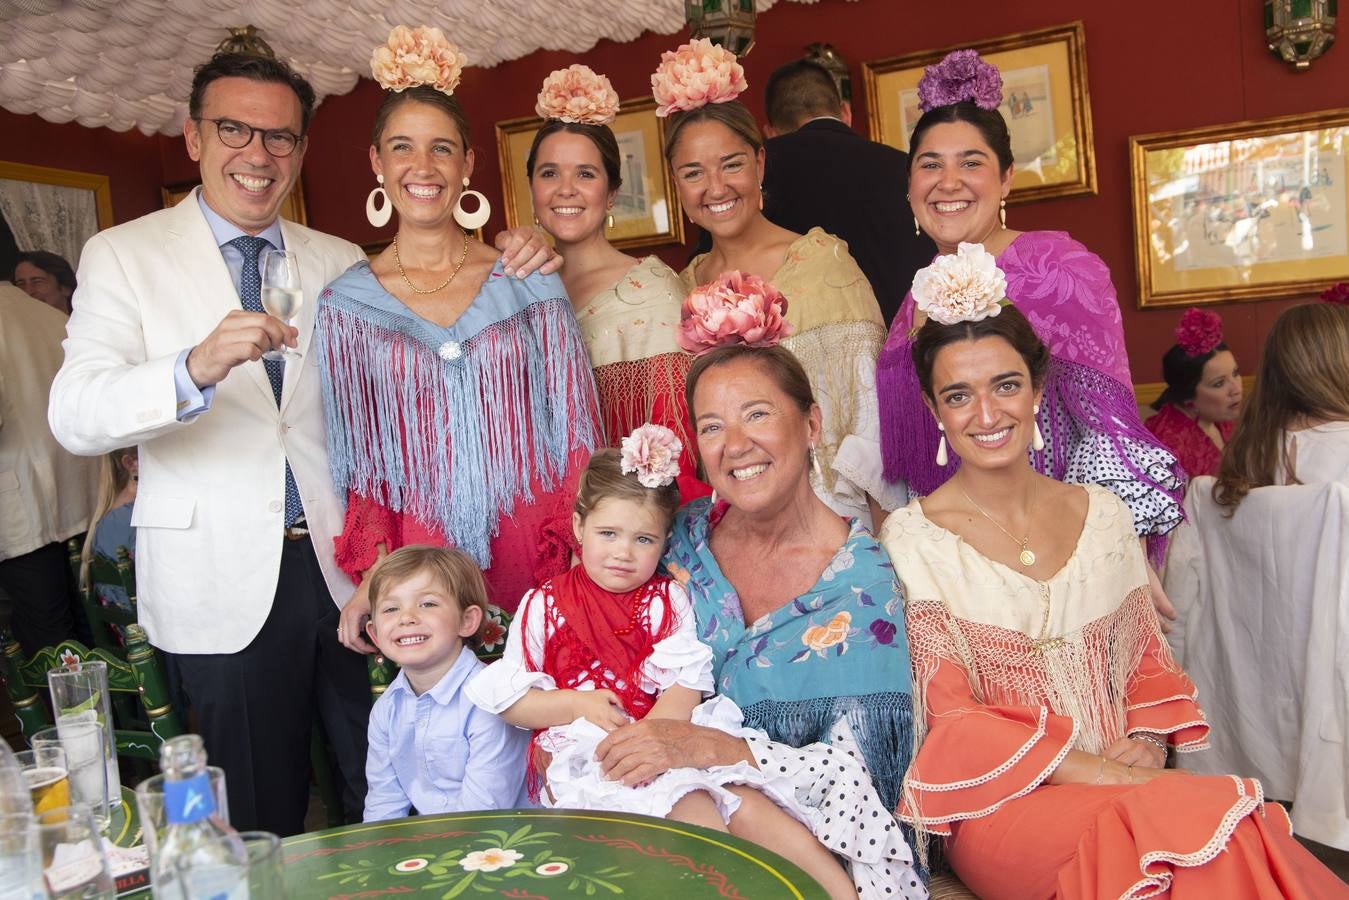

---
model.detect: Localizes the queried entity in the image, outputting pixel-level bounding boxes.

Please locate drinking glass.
[0,812,43,900]
[132,767,230,877]
[174,831,285,899]
[33,722,110,833]
[34,805,115,899]
[17,747,70,817]
[259,249,303,361]
[46,661,119,823]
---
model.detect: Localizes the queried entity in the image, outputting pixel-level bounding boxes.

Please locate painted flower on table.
[802,611,852,653]
[459,848,523,872]
[393,858,429,873]
[535,861,570,876]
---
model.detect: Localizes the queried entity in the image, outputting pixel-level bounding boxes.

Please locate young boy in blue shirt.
[362,545,529,821]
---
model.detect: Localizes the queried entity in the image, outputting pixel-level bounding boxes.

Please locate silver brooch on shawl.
[437,340,462,361]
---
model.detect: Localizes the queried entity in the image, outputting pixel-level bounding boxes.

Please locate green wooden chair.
[65,537,139,658]
[0,623,185,762]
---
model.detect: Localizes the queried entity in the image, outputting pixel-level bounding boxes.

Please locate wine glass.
[259,249,303,361]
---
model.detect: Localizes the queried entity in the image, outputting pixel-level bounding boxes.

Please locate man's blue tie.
[230,235,303,528]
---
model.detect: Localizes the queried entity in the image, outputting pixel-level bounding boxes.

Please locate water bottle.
[153,735,243,899]
[0,742,42,900]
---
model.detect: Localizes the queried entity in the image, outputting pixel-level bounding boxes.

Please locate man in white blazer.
[48,52,370,835]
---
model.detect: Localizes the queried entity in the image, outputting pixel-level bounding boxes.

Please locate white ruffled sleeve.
[464,588,556,714]
[639,581,714,695]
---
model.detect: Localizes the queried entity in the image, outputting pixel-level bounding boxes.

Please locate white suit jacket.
[0,283,98,559]
[48,189,364,653]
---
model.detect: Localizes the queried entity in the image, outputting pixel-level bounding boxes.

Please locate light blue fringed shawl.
[663,498,916,811]
[316,260,600,568]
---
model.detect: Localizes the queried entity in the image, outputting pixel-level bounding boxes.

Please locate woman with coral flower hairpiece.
[877,257,1347,900]
[1144,308,1242,478]
[321,26,602,653]
[654,39,900,530]
[525,64,708,501]
[876,48,1185,584]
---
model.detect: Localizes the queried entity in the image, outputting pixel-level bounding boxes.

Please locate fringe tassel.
[318,295,599,568]
[741,692,915,813]
[592,352,694,454]
[877,336,957,493]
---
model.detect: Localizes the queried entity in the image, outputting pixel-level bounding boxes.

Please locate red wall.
[5,0,1347,380]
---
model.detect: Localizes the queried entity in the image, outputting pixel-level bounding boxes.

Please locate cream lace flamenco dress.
[879,484,1347,899]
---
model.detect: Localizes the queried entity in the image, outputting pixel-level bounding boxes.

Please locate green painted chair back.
[66,538,139,657]
[0,623,185,763]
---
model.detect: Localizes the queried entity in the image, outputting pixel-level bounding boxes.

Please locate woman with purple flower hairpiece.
[1144,309,1243,479]
[876,49,1186,608]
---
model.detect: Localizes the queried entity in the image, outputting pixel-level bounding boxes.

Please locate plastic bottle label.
[163,772,216,825]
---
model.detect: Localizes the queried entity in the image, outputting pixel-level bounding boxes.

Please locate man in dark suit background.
[761,60,936,325]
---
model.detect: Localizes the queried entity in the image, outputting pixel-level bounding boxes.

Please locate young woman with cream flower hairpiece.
[321,26,602,652]
[525,64,707,500]
[878,245,1347,899]
[654,39,901,530]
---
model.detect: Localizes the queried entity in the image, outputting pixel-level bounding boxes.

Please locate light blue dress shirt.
[364,644,531,822]
[170,195,287,420]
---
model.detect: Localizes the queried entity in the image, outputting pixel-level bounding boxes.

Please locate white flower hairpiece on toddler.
[620,424,682,488]
[370,25,467,96]
[911,242,1009,326]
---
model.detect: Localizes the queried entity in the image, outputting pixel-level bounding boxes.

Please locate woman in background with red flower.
[1145,309,1243,478]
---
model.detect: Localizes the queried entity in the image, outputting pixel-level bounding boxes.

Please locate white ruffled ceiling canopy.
[0,0,809,136]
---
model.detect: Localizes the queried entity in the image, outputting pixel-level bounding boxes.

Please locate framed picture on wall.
[0,160,114,269]
[861,21,1096,205]
[495,97,685,250]
[162,179,308,225]
[1130,108,1349,308]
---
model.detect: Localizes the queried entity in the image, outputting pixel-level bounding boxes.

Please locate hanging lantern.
[214,25,277,59]
[803,42,851,103]
[686,0,757,57]
[1265,0,1336,70]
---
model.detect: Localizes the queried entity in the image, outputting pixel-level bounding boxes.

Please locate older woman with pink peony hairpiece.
[592,273,926,899]
[1144,308,1242,478]
[524,64,709,502]
[321,26,603,655]
[875,47,1186,616]
[653,39,900,532]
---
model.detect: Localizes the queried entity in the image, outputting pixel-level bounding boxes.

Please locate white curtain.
[0,177,99,271]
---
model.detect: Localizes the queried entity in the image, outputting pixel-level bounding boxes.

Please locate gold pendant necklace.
[960,480,1037,567]
[392,231,470,295]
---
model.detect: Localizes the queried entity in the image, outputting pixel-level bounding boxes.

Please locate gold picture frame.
[161,179,307,225]
[1130,107,1349,308]
[495,97,685,250]
[862,21,1097,205]
[0,160,114,229]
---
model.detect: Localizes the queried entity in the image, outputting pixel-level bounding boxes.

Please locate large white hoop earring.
[454,177,491,231]
[936,422,949,467]
[366,174,391,228]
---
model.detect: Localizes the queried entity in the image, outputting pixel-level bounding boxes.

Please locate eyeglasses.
[196,117,303,157]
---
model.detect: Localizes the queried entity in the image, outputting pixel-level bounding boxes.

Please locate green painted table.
[278,809,827,899]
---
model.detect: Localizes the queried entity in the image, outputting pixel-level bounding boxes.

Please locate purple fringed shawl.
[877,231,1185,558]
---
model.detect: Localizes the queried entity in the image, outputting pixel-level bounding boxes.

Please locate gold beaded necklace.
[392,231,470,295]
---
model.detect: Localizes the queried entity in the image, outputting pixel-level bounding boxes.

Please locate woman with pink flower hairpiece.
[321,26,602,654]
[653,39,902,531]
[525,64,708,501]
[466,424,879,900]
[875,48,1186,621]
[877,251,1348,899]
[1144,308,1243,479]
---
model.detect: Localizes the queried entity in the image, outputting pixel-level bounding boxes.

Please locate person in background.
[13,250,76,315]
[1214,298,1349,510]
[361,545,529,821]
[79,447,138,613]
[879,258,1347,898]
[0,281,98,655]
[525,64,706,500]
[659,40,901,530]
[1145,308,1242,478]
[761,60,935,326]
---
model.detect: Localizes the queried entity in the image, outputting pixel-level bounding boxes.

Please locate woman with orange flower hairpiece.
[653,39,902,531]
[320,27,602,652]
[525,64,708,501]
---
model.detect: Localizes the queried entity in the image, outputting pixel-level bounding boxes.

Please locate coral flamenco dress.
[880,484,1347,899]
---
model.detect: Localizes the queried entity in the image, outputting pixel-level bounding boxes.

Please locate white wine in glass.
[259,249,303,361]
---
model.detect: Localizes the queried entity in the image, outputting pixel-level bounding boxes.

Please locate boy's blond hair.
[367,545,489,647]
